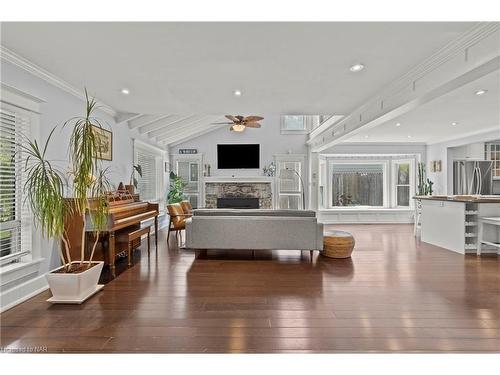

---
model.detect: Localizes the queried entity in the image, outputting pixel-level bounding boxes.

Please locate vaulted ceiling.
[2,21,492,147]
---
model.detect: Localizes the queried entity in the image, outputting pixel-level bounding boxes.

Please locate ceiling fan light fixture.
[232,124,246,132]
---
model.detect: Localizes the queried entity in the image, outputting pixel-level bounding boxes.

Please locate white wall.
[426,129,500,194]
[170,115,308,176]
[0,60,160,310]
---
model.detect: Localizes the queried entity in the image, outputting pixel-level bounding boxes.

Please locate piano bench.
[117,226,152,266]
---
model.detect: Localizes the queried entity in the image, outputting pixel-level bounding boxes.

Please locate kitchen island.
[414,195,500,254]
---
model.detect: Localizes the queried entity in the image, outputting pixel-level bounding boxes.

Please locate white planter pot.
[45,261,104,304]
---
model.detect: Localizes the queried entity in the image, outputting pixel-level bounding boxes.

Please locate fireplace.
[217,197,259,209]
[204,179,273,209]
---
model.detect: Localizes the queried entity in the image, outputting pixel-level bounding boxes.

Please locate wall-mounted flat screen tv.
[217,144,260,169]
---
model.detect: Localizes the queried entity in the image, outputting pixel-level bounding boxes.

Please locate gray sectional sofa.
[185,209,323,252]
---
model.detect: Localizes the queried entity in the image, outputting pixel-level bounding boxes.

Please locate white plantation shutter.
[134,141,165,202]
[0,106,32,265]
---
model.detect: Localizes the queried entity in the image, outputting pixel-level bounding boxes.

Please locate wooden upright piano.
[64,193,159,277]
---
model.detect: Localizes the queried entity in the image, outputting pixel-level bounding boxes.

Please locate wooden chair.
[167,203,189,246]
[117,225,152,266]
[180,200,193,217]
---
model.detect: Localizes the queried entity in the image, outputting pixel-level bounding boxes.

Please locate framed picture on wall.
[92,125,113,161]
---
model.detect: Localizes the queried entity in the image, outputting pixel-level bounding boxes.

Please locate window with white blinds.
[134,142,164,202]
[0,106,32,265]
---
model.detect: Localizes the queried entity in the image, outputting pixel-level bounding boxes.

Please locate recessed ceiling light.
[451,122,458,126]
[396,123,401,127]
[475,89,488,96]
[233,90,242,97]
[407,135,412,139]
[120,88,130,95]
[349,63,365,72]
[364,135,369,139]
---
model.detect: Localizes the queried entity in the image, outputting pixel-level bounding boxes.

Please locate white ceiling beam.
[139,114,185,134]
[146,115,202,137]
[167,123,228,147]
[128,114,170,130]
[311,56,499,152]
[309,23,500,152]
[150,115,214,139]
[156,116,222,142]
[309,115,344,139]
[115,112,142,125]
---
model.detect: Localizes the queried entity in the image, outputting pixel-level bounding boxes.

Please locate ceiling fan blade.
[211,122,233,125]
[245,123,261,128]
[225,115,238,122]
[244,116,264,122]
[236,115,245,122]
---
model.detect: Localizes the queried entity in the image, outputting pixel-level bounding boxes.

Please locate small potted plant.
[125,164,142,194]
[22,90,111,303]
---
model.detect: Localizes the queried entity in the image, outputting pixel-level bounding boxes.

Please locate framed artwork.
[430,160,442,173]
[92,125,113,161]
[436,160,442,172]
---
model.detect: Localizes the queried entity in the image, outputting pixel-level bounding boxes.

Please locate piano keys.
[63,193,159,277]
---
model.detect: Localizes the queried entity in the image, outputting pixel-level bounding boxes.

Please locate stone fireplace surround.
[204,177,274,209]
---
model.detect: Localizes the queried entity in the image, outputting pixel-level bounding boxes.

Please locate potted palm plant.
[22,90,111,303]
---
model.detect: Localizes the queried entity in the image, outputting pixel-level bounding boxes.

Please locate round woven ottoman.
[322,230,355,258]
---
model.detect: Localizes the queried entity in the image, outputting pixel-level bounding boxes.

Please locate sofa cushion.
[193,209,316,217]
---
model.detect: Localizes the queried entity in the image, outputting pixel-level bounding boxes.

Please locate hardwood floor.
[1,224,499,353]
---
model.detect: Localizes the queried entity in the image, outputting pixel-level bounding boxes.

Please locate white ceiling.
[0,22,474,115]
[344,70,500,144]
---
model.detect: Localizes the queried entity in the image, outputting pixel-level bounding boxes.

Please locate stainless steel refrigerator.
[453,160,493,195]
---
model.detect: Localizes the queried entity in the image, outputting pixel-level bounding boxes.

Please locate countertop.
[413,195,500,203]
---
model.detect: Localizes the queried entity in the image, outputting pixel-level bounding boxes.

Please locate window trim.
[133,139,167,206]
[1,91,41,268]
[327,159,389,209]
[321,154,419,211]
[391,158,415,209]
[171,153,203,209]
[280,115,311,135]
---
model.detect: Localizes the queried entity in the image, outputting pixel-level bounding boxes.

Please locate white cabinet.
[453,143,485,160]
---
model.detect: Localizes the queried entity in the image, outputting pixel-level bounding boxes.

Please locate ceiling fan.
[212,115,264,132]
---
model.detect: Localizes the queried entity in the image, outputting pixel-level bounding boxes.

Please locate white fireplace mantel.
[203,176,275,184]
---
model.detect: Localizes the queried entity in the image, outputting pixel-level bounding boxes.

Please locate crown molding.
[0,45,118,118]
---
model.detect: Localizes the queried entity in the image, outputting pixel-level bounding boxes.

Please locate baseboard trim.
[0,274,49,313]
